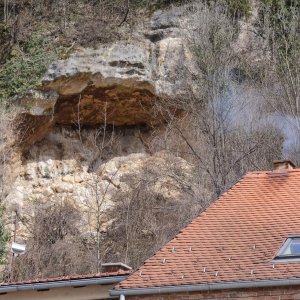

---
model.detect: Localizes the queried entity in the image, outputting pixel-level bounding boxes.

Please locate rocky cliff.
[5,5,202,240]
[0,0,284,278]
[15,5,196,152]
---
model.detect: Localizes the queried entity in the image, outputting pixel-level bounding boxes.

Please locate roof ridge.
[247,168,300,176]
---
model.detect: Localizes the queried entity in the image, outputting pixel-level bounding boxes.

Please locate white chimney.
[273,160,296,171]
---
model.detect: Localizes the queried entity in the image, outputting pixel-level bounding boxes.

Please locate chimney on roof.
[273,160,296,171]
[101,262,132,273]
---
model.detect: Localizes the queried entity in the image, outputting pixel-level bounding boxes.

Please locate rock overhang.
[13,5,196,152]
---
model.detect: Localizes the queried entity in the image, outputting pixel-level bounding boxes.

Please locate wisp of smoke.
[267,114,300,158]
[215,83,300,159]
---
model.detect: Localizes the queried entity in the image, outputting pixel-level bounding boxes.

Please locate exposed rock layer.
[6,126,196,237]
[16,6,195,152]
[6,3,261,239]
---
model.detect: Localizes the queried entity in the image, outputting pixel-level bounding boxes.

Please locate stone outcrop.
[0,1,269,276]
[15,2,262,152]
[40,44,157,127]
[6,2,260,237]
[6,126,196,236]
[16,5,196,152]
[7,1,260,195]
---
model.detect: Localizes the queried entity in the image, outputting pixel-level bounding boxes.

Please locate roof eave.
[110,278,300,296]
[0,275,128,294]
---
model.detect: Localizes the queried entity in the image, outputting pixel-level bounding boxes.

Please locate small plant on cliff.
[0,207,9,265]
[225,0,252,18]
[0,33,57,104]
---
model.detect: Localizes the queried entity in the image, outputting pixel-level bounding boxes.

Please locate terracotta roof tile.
[116,169,300,289]
[1,270,131,286]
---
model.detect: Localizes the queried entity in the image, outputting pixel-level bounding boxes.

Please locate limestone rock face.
[3,1,263,252]
[41,44,156,127]
[4,2,263,244]
[16,5,196,152]
[7,3,258,210]
[7,126,195,235]
[13,3,262,153]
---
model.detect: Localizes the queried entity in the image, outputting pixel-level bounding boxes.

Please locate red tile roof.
[116,169,300,290]
[1,270,131,286]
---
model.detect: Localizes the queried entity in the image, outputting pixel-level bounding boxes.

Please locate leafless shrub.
[0,104,20,203]
[102,155,204,268]
[255,1,300,162]
[151,2,282,200]
[12,199,95,281]
[0,0,149,48]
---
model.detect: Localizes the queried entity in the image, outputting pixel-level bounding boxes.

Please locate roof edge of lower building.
[110,278,300,296]
[0,275,129,294]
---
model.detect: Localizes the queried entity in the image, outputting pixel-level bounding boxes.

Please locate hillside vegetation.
[0,0,299,282]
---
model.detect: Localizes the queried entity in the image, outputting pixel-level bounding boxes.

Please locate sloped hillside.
[0,0,299,281]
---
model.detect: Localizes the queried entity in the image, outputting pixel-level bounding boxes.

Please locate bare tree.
[12,199,93,281]
[256,0,300,161]
[104,156,203,269]
[152,2,282,199]
[76,102,121,273]
[0,104,19,202]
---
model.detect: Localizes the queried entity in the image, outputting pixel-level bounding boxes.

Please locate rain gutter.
[0,275,128,294]
[110,278,300,297]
